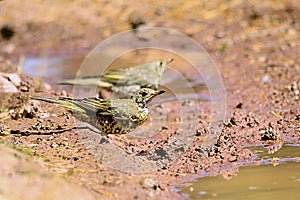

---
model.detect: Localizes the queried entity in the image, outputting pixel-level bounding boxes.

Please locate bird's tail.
[57,79,77,85]
[29,95,86,113]
[58,78,99,85]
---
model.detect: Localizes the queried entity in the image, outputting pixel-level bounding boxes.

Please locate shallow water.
[22,55,84,88]
[180,145,300,200]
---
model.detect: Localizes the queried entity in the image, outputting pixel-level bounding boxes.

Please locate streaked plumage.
[29,88,165,134]
[59,58,173,98]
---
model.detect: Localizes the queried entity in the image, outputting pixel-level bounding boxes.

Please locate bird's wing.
[59,68,147,87]
[59,97,111,114]
[100,67,132,85]
[58,59,170,88]
[69,98,135,120]
[101,68,157,87]
[58,75,100,85]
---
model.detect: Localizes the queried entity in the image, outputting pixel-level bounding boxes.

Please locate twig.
[10,127,75,136]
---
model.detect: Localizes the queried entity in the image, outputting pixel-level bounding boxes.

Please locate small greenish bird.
[58,58,173,98]
[29,88,165,134]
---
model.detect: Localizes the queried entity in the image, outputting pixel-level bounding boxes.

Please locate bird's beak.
[166,58,173,64]
[156,90,165,96]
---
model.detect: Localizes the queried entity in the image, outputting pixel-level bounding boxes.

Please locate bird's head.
[153,58,173,75]
[131,88,165,108]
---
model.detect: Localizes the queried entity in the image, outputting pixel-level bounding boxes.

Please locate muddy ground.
[0,0,300,199]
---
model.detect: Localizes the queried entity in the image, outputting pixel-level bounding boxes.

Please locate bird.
[29,88,165,134]
[58,58,173,98]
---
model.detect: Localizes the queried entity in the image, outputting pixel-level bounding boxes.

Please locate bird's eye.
[141,91,148,97]
[159,61,163,66]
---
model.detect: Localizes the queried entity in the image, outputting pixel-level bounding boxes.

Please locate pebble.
[48,136,54,140]
[142,178,158,190]
[19,85,29,92]
[44,83,52,91]
[262,74,271,84]
[0,74,18,93]
[50,142,59,148]
[258,56,267,63]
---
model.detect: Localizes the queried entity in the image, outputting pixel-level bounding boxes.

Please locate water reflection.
[180,145,300,200]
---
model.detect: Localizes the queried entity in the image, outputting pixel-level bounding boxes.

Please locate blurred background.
[1,0,299,87]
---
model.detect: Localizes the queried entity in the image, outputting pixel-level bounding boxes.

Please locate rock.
[0,74,18,93]
[0,73,23,93]
[5,73,21,86]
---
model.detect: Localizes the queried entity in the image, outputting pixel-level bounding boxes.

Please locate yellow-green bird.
[29,88,165,134]
[59,58,173,98]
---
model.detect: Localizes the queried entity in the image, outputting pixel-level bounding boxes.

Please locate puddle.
[180,163,300,200]
[179,145,300,199]
[22,55,84,89]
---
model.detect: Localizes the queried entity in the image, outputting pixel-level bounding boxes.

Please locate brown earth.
[0,0,300,199]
